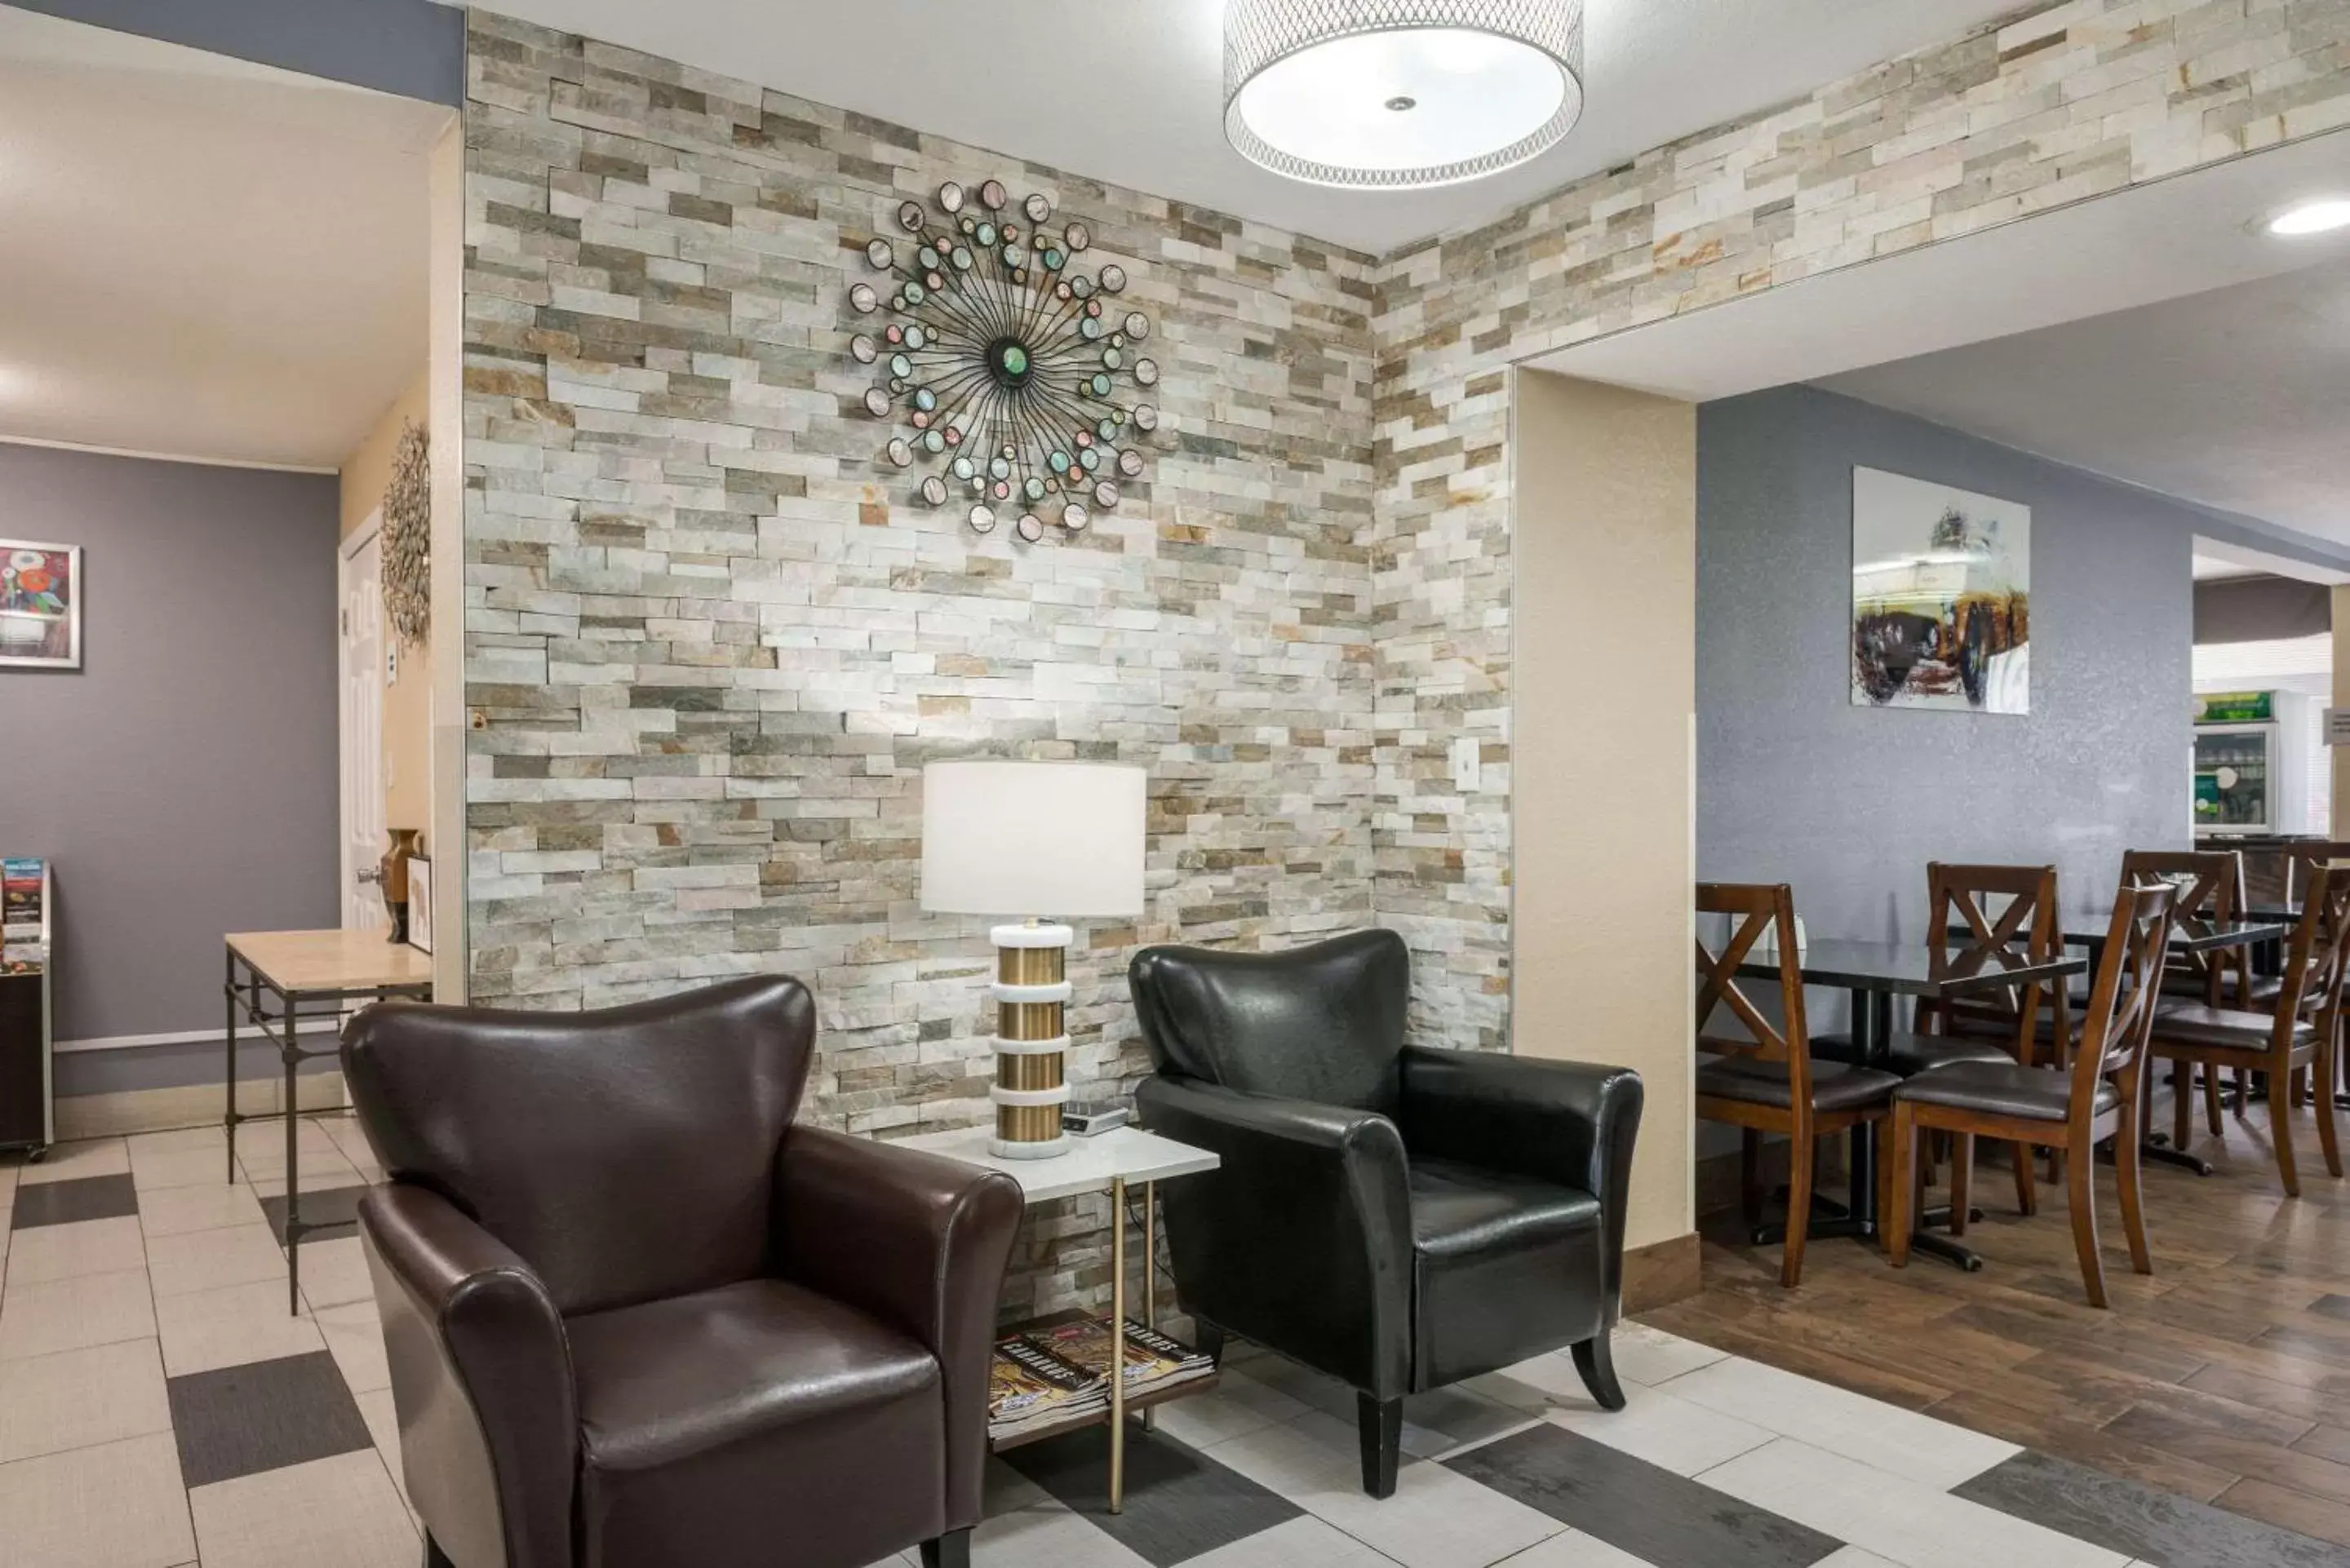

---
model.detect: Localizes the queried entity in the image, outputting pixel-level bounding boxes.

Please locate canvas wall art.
[1851,467,2029,714]
[0,541,80,670]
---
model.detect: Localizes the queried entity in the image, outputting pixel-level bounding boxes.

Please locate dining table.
[1735,937,2087,1271]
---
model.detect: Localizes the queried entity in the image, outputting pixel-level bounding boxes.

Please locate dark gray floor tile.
[167,1350,374,1489]
[1004,1424,1300,1567]
[256,1185,369,1245]
[11,1173,139,1230]
[1444,1423,1842,1568]
[1957,1448,2350,1568]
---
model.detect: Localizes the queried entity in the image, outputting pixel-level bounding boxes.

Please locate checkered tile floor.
[4,1122,2345,1568]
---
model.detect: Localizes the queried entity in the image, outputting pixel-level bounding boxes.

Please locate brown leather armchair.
[341,977,1024,1568]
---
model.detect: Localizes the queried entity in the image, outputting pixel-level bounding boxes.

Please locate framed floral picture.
[0,541,81,671]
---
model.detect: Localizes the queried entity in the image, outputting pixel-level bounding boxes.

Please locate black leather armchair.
[342,977,1024,1568]
[1131,929,1642,1498]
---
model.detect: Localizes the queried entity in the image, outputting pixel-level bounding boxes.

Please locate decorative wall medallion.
[851,181,1157,540]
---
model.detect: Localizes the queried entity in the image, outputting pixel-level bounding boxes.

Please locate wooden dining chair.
[1923,863,2064,1207]
[1695,884,1900,1288]
[2119,848,2244,1134]
[1888,880,2177,1308]
[2146,863,2350,1198]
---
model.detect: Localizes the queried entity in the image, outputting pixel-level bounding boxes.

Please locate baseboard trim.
[1622,1230,1702,1314]
[55,1073,350,1141]
[57,1021,344,1055]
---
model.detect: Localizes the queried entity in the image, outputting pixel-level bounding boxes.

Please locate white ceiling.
[0,8,449,469]
[439,0,2023,255]
[1820,258,2350,548]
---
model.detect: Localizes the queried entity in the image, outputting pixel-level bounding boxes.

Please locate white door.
[340,524,388,930]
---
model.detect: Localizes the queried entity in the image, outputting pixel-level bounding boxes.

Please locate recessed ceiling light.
[2266,197,2350,237]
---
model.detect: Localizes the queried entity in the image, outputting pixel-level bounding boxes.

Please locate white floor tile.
[16,1137,129,1186]
[2,1215,147,1285]
[0,1430,193,1568]
[1542,1384,1776,1477]
[1151,1366,1312,1450]
[126,1127,226,1158]
[146,1222,290,1298]
[0,1339,171,1465]
[973,1502,1154,1568]
[242,1153,366,1197]
[1663,1356,2018,1490]
[1612,1322,1731,1388]
[1182,1513,1403,1568]
[190,1447,418,1568]
[138,1179,268,1238]
[1210,1412,1563,1568]
[1697,1438,2128,1568]
[1814,1551,1906,1567]
[154,1278,322,1376]
[1493,1526,1665,1567]
[317,1300,391,1394]
[353,1386,404,1499]
[130,1141,234,1194]
[1400,1385,1543,1458]
[0,1267,157,1362]
[297,1234,376,1309]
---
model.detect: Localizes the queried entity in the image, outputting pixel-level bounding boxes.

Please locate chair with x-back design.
[2120,849,2245,1135]
[1891,880,2177,1307]
[2148,863,2350,1196]
[1695,884,1900,1288]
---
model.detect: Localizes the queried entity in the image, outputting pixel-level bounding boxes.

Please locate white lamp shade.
[920,761,1147,919]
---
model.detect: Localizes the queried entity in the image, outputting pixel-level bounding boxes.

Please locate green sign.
[2195,691,2273,724]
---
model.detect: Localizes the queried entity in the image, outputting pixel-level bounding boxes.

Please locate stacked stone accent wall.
[1368,0,2350,1053]
[461,13,1376,1313]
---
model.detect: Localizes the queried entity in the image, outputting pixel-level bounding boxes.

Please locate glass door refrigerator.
[2193,690,2313,839]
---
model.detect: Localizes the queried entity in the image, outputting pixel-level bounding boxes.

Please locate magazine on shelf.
[1027,1317,1214,1396]
[987,1334,1105,1439]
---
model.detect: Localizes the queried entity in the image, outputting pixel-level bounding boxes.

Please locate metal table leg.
[1758,990,1885,1248]
[1108,1173,1126,1515]
[1142,1180,1156,1434]
[283,990,302,1316]
[224,950,239,1182]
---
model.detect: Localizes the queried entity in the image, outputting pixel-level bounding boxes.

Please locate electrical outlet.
[1452,735,1480,793]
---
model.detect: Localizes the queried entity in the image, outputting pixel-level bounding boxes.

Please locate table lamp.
[921,760,1146,1159]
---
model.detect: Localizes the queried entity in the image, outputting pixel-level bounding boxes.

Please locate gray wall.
[2,0,463,106]
[1697,386,2197,962]
[0,442,339,1087]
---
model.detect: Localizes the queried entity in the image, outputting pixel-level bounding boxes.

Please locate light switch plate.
[1452,735,1480,793]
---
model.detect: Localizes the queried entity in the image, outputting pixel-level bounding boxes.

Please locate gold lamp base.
[990,922,1071,1159]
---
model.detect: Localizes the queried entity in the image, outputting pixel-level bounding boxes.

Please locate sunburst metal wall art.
[851,179,1158,543]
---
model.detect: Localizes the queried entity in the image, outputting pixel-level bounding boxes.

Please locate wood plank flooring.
[1643,1087,2350,1546]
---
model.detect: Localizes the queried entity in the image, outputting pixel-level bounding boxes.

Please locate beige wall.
[338,367,432,839]
[1511,369,1696,1252]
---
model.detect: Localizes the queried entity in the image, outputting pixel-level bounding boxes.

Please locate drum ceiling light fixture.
[1224,0,1585,190]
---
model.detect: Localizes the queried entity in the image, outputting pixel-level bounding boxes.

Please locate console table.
[898,1123,1219,1513]
[224,929,432,1313]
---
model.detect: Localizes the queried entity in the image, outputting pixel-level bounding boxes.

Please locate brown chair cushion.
[2152,1003,2311,1053]
[570,1278,944,1568]
[1813,1030,2014,1077]
[1696,1058,1899,1112]
[1896,1061,2116,1123]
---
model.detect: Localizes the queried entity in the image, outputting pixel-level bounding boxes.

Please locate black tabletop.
[2061,919,2287,954]
[1736,938,2086,998]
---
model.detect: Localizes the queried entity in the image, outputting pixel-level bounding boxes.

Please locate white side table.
[897,1123,1220,1513]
